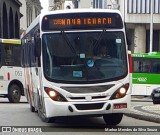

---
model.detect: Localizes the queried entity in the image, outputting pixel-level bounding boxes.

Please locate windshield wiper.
[93,29,106,49]
[61,31,77,54]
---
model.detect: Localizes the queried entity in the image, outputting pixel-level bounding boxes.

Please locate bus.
[21,9,131,125]
[0,39,24,102]
[132,52,160,96]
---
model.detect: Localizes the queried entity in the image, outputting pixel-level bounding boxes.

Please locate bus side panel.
[132,84,159,96]
[132,73,160,96]
[30,66,41,108]
[25,67,34,105]
[0,66,24,95]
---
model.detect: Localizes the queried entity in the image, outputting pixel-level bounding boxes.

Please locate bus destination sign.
[42,13,123,31]
[51,17,112,26]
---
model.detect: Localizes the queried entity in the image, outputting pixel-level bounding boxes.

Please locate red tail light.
[7,72,10,80]
[128,51,132,73]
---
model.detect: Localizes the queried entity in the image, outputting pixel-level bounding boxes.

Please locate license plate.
[154,93,160,97]
[113,103,127,109]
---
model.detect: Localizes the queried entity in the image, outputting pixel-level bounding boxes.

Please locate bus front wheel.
[103,113,123,125]
[8,84,21,103]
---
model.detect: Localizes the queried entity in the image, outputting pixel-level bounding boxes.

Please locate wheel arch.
[8,80,24,96]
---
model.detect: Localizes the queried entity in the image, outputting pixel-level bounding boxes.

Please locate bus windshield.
[42,31,127,83]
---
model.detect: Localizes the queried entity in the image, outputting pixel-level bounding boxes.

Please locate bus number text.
[15,71,22,76]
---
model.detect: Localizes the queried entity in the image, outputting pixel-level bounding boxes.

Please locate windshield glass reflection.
[42,31,127,83]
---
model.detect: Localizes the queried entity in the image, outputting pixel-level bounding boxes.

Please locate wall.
[0,0,21,38]
[20,0,42,36]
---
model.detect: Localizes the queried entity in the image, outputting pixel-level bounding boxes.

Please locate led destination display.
[42,12,123,31]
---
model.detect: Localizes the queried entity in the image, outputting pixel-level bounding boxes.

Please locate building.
[20,0,42,34]
[74,0,160,53]
[48,0,65,10]
[0,0,22,39]
[48,0,74,11]
[74,0,117,9]
[119,0,160,53]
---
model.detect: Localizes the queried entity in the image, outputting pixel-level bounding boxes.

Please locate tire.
[29,96,35,112]
[30,104,35,112]
[27,87,35,112]
[153,100,160,104]
[103,113,123,126]
[153,100,156,104]
[8,84,21,103]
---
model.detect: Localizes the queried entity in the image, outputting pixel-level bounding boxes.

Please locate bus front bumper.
[44,95,130,118]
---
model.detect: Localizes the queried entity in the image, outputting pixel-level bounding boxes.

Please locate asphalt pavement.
[125,97,160,123]
[1,96,160,124]
[19,95,160,124]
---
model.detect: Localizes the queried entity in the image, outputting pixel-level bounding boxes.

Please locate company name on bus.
[137,77,147,82]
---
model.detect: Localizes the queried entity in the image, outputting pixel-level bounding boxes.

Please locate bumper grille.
[74,103,104,110]
[69,96,107,100]
[61,85,114,93]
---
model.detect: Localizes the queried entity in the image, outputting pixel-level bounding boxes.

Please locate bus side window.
[0,45,1,67]
[157,64,160,73]
[21,40,26,67]
[143,65,150,72]
[152,63,160,73]
[13,45,21,66]
[24,41,30,67]
[133,60,141,72]
[4,45,13,66]
[31,39,37,67]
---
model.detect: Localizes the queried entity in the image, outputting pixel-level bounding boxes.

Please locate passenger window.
[133,60,151,73]
[5,45,13,66]
[0,46,1,66]
[152,63,160,73]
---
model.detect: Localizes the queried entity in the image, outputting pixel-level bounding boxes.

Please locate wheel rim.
[13,88,20,100]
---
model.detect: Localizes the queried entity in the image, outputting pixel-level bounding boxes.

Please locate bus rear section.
[0,39,24,103]
[132,52,160,96]
[22,9,131,125]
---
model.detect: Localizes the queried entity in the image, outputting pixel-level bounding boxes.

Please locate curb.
[125,106,160,123]
[125,112,160,123]
[131,99,152,102]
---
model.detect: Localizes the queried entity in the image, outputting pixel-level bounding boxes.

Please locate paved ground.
[125,97,160,123]
[1,96,160,124]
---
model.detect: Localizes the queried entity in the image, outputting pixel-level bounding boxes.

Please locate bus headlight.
[110,83,129,100]
[49,91,57,97]
[44,87,67,102]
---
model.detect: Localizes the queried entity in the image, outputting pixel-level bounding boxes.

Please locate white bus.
[0,39,24,103]
[21,9,131,125]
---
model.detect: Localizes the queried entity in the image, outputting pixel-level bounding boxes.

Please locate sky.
[40,0,49,12]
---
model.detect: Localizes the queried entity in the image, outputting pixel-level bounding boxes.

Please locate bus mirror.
[35,38,41,57]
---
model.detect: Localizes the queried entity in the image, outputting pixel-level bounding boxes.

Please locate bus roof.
[25,9,123,36]
[132,52,160,59]
[0,38,21,44]
[41,8,122,15]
